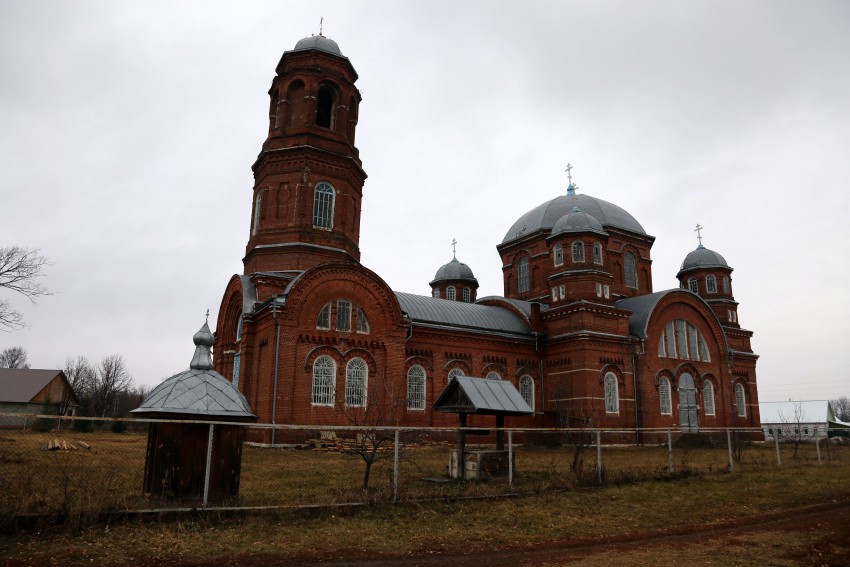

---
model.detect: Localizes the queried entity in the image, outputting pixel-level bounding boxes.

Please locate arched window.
[252,190,263,235]
[553,244,564,267]
[356,308,370,334]
[462,287,471,302]
[703,380,716,416]
[316,303,331,330]
[658,319,711,362]
[723,276,730,294]
[604,372,619,413]
[659,377,672,415]
[593,242,603,265]
[312,355,335,406]
[485,371,502,380]
[688,278,698,293]
[316,84,336,128]
[312,181,335,229]
[706,274,717,293]
[624,252,637,288]
[735,383,746,417]
[572,241,585,262]
[447,286,456,301]
[232,353,241,388]
[336,300,351,331]
[517,257,530,293]
[433,288,440,299]
[448,368,465,380]
[519,375,534,411]
[345,358,367,407]
[407,365,426,410]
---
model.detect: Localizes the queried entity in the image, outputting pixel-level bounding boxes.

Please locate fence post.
[726,428,734,473]
[393,429,400,502]
[596,430,603,485]
[815,436,822,465]
[774,431,782,468]
[667,430,673,474]
[202,423,215,507]
[508,429,514,491]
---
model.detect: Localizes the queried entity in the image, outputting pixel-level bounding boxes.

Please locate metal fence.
[1,414,848,525]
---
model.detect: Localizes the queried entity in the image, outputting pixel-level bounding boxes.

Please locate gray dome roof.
[678,246,730,275]
[430,258,479,286]
[132,321,255,420]
[551,207,607,236]
[291,35,342,56]
[503,193,646,244]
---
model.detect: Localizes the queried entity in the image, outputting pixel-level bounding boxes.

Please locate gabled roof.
[395,292,532,337]
[0,368,68,404]
[758,401,832,424]
[433,376,533,416]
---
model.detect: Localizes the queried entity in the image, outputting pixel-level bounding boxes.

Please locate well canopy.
[434,376,533,416]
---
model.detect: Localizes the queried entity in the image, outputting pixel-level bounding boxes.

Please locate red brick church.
[213,33,760,439]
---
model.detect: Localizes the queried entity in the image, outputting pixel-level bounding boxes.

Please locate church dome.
[678,246,730,275]
[550,207,607,236]
[291,35,343,56]
[503,189,646,244]
[430,257,478,285]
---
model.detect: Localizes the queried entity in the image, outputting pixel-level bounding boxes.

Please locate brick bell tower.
[243,34,366,275]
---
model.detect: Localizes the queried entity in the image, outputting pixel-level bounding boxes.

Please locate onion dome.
[291,34,342,56]
[132,318,255,420]
[430,257,479,286]
[550,205,607,236]
[677,245,730,277]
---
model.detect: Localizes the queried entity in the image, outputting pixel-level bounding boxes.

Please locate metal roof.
[550,208,608,237]
[433,376,533,416]
[0,369,65,403]
[615,290,676,339]
[503,193,647,245]
[430,257,478,285]
[291,35,343,56]
[758,401,832,424]
[678,246,730,275]
[395,291,531,336]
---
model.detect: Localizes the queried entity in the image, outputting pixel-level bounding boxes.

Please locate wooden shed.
[131,319,256,504]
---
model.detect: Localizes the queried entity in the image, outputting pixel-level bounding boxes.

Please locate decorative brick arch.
[481,362,508,378]
[303,345,345,371]
[343,348,378,374]
[405,356,433,372]
[443,360,472,376]
[599,364,624,386]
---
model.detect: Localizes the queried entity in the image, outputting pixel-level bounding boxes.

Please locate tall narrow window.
[485,371,502,380]
[735,383,746,417]
[553,244,564,267]
[316,303,331,330]
[572,241,585,262]
[659,377,672,415]
[336,300,351,331]
[704,380,716,416]
[723,276,730,294]
[706,274,717,293]
[519,375,534,411]
[312,355,335,406]
[232,353,241,388]
[316,84,335,128]
[312,181,335,229]
[447,286,456,301]
[252,190,263,235]
[593,242,603,265]
[345,358,367,407]
[675,320,689,359]
[688,278,698,293]
[604,372,619,413]
[407,365,426,410]
[624,252,637,288]
[433,288,440,299]
[517,257,530,293]
[356,308,370,334]
[462,287,471,302]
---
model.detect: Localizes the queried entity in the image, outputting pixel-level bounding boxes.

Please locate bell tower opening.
[316,84,336,129]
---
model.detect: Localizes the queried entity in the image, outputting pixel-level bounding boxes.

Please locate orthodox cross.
[205,309,209,323]
[319,17,324,36]
[451,238,457,259]
[565,163,574,185]
[694,223,704,246]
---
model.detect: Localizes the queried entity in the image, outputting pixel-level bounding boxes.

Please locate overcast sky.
[1,1,848,404]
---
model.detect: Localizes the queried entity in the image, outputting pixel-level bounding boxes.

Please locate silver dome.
[678,246,730,275]
[550,208,607,236]
[430,258,478,285]
[291,35,342,56]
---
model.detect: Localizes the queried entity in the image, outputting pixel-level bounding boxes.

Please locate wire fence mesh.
[1,414,848,527]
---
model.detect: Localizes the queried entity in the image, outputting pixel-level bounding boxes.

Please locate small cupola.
[676,225,737,324]
[429,240,479,302]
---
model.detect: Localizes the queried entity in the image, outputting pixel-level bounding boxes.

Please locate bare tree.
[552,390,599,478]
[91,354,133,418]
[0,246,51,331]
[0,346,30,368]
[831,396,850,422]
[778,401,809,458]
[61,355,96,416]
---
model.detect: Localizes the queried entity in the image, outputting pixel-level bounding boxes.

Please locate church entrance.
[679,373,699,432]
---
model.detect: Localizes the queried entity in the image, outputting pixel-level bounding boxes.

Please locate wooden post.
[726,428,734,473]
[393,430,400,502]
[495,415,505,450]
[458,414,467,480]
[596,430,603,485]
[667,430,673,474]
[774,431,782,468]
[202,423,215,506]
[508,430,513,490]
[815,436,822,465]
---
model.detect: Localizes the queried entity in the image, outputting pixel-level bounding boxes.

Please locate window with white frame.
[604,285,610,299]
[625,252,637,288]
[572,241,585,262]
[735,383,746,417]
[659,377,672,415]
[551,288,558,302]
[658,319,711,362]
[596,282,602,297]
[312,355,336,405]
[559,284,565,299]
[604,372,619,413]
[593,242,603,265]
[553,244,563,267]
[345,358,367,407]
[706,274,717,293]
[485,371,502,380]
[252,190,263,235]
[232,353,241,388]
[407,365,426,410]
[356,308,370,333]
[336,300,351,331]
[312,181,335,229]
[723,276,730,294]
[433,288,440,299]
[316,303,331,330]
[688,277,698,293]
[519,375,534,411]
[447,286,456,301]
[703,380,715,415]
[462,287,471,302]
[518,257,530,293]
